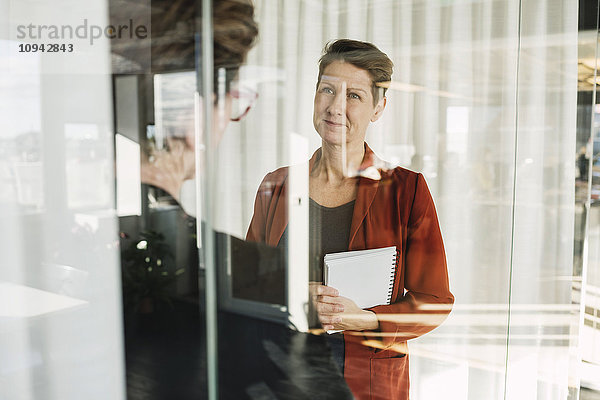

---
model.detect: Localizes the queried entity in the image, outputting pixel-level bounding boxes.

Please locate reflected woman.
[247,39,454,400]
[141,0,259,216]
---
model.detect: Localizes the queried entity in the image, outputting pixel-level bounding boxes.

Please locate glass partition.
[579,1,600,393]
[504,1,580,398]
[200,0,586,399]
[5,0,596,399]
[0,0,126,399]
[96,0,597,399]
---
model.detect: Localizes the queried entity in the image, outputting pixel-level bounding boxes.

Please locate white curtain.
[0,1,125,399]
[213,0,579,398]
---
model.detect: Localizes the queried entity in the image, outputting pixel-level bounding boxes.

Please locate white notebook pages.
[324,246,397,309]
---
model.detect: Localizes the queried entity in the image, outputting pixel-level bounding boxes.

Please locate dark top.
[310,198,355,374]
[276,198,355,281]
[277,198,355,373]
[308,198,355,282]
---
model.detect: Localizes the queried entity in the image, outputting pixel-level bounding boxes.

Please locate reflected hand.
[141,138,195,201]
[311,283,379,331]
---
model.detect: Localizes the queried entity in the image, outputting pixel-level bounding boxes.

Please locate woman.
[141,0,259,216]
[247,39,454,400]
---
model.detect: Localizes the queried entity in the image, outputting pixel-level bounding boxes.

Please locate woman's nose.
[327,92,346,116]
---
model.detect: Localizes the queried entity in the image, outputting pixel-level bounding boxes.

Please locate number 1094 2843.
[18,43,74,53]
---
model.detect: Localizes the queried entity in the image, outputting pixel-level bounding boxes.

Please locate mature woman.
[247,39,454,400]
[140,0,259,216]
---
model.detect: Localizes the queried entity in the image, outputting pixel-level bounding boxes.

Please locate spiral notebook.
[324,246,397,309]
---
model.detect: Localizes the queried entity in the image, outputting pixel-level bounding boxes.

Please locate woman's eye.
[348,93,360,100]
[321,87,334,94]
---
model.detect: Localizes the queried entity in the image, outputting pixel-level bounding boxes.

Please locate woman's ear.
[370,97,387,122]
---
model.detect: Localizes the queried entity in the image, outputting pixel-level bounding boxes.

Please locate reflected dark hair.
[213,0,258,71]
[317,39,393,104]
[201,0,259,93]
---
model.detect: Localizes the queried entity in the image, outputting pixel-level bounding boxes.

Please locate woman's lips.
[324,120,344,127]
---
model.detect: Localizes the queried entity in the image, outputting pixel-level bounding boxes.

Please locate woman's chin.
[319,133,361,148]
[317,130,343,144]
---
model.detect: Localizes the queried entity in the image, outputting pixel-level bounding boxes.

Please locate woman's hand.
[141,138,196,201]
[310,283,379,331]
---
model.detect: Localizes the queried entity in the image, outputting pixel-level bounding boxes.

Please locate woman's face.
[313,60,385,147]
[184,92,233,150]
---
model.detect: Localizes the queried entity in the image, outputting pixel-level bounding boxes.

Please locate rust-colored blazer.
[247,144,454,400]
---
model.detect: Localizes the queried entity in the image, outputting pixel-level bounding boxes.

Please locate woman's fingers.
[317,294,342,304]
[166,137,184,154]
[316,293,344,330]
[316,301,344,313]
[310,283,339,303]
[309,284,346,329]
[316,285,339,297]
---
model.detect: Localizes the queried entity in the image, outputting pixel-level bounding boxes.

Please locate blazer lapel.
[348,144,381,248]
[271,144,382,248]
[267,150,320,246]
[267,173,289,246]
[348,176,379,248]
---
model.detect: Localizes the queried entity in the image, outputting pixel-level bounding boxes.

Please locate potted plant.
[120,230,177,314]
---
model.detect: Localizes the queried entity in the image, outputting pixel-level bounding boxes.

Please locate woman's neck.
[314,141,365,183]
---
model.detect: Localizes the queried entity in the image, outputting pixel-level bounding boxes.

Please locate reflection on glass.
[208,0,584,399]
[1,2,125,398]
[116,133,141,216]
[229,79,259,122]
[142,72,197,212]
[0,41,42,211]
[65,123,112,210]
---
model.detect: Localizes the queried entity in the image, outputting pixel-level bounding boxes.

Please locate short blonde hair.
[317,39,393,105]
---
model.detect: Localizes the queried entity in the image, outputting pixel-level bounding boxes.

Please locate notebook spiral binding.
[386,250,399,303]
